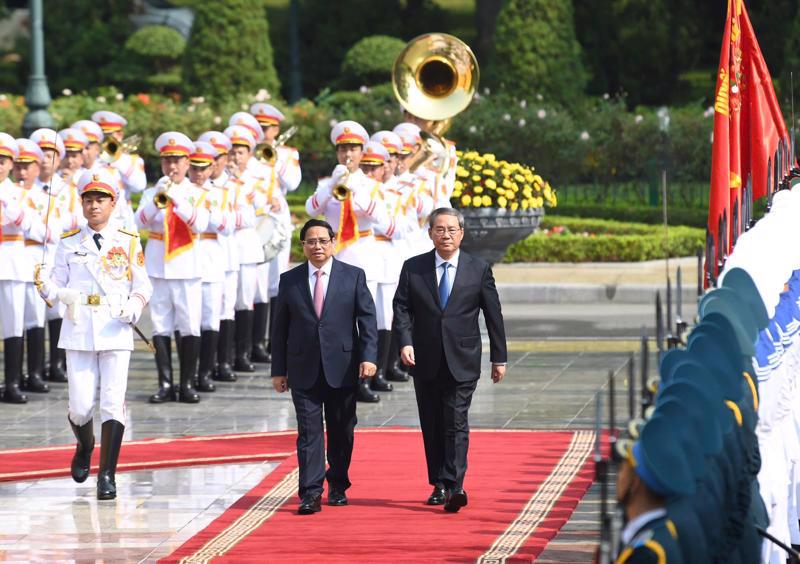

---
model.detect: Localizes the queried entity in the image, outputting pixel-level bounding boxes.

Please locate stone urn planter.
[459,207,544,265]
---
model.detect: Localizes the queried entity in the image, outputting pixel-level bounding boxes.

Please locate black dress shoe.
[298,494,322,515]
[356,380,380,403]
[444,488,468,513]
[369,372,393,392]
[426,485,446,506]
[328,489,348,506]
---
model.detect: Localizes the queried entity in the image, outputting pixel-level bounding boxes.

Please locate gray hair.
[428,207,465,229]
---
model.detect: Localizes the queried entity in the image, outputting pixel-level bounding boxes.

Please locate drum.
[255,212,290,262]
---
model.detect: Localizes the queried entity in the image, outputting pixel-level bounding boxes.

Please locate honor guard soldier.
[223,124,270,372]
[0,134,34,402]
[360,141,409,392]
[394,126,434,256]
[230,111,280,365]
[91,110,147,196]
[30,128,72,383]
[401,110,458,208]
[371,130,413,382]
[71,120,131,230]
[35,168,152,500]
[188,141,233,392]
[136,132,210,404]
[305,120,390,402]
[250,103,299,362]
[14,138,61,394]
[198,131,239,382]
[58,128,90,187]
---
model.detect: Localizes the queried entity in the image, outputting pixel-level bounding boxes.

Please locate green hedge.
[550,204,707,228]
[504,216,704,262]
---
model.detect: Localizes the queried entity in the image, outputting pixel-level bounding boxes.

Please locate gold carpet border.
[179,467,299,564]
[477,430,595,564]
[0,452,293,481]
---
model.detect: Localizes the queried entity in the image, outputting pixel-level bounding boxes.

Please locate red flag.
[706,0,790,286]
[163,201,194,261]
[334,195,360,253]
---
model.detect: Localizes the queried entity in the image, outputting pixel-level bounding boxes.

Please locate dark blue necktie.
[439,262,450,308]
[93,233,102,250]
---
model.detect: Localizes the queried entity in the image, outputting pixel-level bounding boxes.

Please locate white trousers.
[254,261,270,304]
[221,270,237,321]
[24,282,45,331]
[268,246,291,298]
[0,280,25,338]
[236,263,258,311]
[201,281,223,332]
[45,299,65,322]
[376,282,397,331]
[66,349,131,426]
[150,277,202,336]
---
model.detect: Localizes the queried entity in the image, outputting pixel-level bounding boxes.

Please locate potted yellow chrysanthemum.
[451,151,556,264]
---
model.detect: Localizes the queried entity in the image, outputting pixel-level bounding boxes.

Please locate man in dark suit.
[271,219,378,515]
[393,207,507,513]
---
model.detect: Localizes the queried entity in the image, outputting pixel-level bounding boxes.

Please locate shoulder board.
[61,228,81,239]
[117,228,139,238]
[631,529,654,548]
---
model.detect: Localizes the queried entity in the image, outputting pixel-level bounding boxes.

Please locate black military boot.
[148,335,175,403]
[214,320,237,382]
[24,327,49,393]
[234,309,255,373]
[385,334,409,382]
[97,419,125,500]
[178,335,201,403]
[370,330,393,392]
[69,417,95,483]
[2,337,27,403]
[196,330,217,392]
[251,302,271,363]
[48,318,68,382]
[357,379,380,403]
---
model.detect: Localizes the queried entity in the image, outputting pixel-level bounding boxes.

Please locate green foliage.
[552,204,707,228]
[295,0,444,97]
[43,0,135,94]
[182,0,281,101]
[125,25,185,60]
[504,217,704,262]
[339,36,406,89]
[489,0,587,108]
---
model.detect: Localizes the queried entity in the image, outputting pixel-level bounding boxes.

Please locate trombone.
[100,134,141,164]
[256,125,298,165]
[391,33,478,175]
[154,179,175,209]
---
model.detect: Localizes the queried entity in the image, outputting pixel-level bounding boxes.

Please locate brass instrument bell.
[154,179,174,209]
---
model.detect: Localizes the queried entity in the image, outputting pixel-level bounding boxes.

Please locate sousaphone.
[392,33,479,175]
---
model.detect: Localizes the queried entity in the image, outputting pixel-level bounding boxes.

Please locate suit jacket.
[271,257,378,390]
[392,249,507,382]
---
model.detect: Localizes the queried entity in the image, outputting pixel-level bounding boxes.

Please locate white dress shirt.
[434,249,459,297]
[308,257,333,301]
[620,508,667,546]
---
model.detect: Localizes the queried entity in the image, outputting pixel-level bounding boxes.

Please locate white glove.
[1,199,22,223]
[117,299,141,325]
[57,288,81,305]
[331,164,349,183]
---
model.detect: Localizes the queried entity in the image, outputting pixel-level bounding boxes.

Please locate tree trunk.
[475,0,504,63]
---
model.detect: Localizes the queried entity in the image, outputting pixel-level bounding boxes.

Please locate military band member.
[250,103,300,361]
[30,128,71,383]
[188,141,233,392]
[305,120,391,403]
[198,131,239,382]
[136,132,209,404]
[58,128,89,187]
[401,110,458,208]
[35,168,152,500]
[394,125,434,256]
[91,110,147,197]
[14,138,61,394]
[0,134,36,403]
[223,124,270,372]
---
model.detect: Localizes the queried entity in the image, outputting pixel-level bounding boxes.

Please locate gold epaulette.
[61,228,80,239]
[118,228,139,238]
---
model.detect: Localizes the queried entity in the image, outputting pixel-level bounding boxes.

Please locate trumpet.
[100,134,141,164]
[256,125,298,165]
[332,159,352,202]
[154,179,175,209]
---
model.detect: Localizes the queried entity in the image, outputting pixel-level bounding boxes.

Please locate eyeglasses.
[302,238,332,247]
[431,227,462,236]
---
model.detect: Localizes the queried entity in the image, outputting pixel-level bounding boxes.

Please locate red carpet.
[0,431,296,482]
[161,429,595,563]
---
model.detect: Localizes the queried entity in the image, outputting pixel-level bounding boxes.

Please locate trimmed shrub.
[489,0,588,108]
[182,0,280,101]
[552,204,707,228]
[340,36,407,89]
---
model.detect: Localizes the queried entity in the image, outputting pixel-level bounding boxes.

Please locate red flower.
[136,93,151,105]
